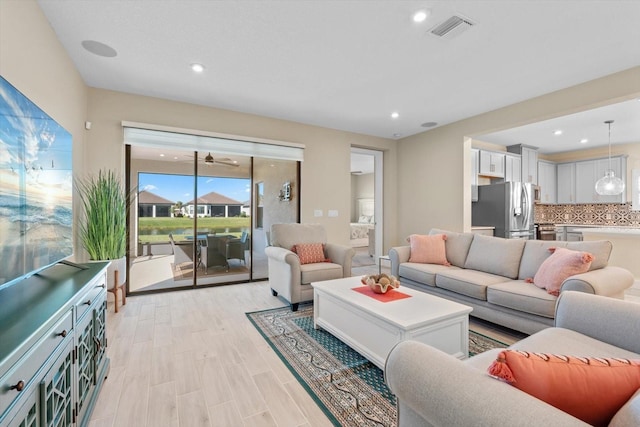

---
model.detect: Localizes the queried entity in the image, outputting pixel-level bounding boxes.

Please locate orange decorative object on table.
[361,273,400,294]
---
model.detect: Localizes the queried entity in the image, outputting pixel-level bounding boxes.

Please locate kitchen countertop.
[573,227,640,235]
[470,226,495,230]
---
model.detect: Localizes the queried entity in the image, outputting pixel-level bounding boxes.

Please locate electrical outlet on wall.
[314,210,323,217]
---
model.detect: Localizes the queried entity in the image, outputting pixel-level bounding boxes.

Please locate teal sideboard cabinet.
[0,262,111,427]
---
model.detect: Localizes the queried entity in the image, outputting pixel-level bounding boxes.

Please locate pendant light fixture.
[594,120,625,196]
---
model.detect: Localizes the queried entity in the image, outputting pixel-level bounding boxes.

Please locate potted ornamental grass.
[76,170,132,307]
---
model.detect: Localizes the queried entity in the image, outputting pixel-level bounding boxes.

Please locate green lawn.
[138,217,250,243]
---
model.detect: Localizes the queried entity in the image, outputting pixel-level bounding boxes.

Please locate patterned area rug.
[247,304,508,427]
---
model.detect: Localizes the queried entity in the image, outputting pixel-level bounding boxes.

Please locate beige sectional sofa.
[385,291,640,426]
[389,229,634,334]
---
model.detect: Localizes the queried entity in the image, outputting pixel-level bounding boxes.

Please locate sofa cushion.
[292,243,328,264]
[464,235,526,279]
[487,281,557,318]
[529,247,594,296]
[436,269,510,300]
[408,234,450,265]
[429,228,474,268]
[610,389,640,427]
[300,262,343,284]
[488,350,640,427]
[518,240,569,280]
[399,263,459,287]
[566,240,612,270]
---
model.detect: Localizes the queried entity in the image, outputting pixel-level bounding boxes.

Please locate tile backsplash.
[534,203,640,227]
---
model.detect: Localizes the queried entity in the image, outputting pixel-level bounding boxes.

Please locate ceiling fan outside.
[183,152,239,167]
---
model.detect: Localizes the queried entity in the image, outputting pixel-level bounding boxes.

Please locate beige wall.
[350,173,374,222]
[86,88,398,249]
[397,66,640,243]
[0,0,88,259]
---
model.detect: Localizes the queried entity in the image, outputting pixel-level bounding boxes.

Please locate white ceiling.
[37,0,640,144]
[478,99,640,154]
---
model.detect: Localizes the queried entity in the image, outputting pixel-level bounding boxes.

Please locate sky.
[1,76,73,198]
[139,173,250,204]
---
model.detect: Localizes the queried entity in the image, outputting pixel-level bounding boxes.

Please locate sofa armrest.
[561,266,634,298]
[389,246,411,277]
[385,341,588,426]
[324,243,355,277]
[265,246,298,264]
[555,291,640,354]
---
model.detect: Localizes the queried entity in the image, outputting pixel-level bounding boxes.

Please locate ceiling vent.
[429,15,475,40]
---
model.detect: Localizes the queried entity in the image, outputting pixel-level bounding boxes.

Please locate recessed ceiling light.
[159,153,165,157]
[391,112,399,119]
[554,130,563,136]
[191,63,205,73]
[580,138,588,144]
[412,9,429,23]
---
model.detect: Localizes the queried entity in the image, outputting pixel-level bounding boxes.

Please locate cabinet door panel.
[40,340,73,427]
[479,151,505,177]
[557,163,575,204]
[575,160,597,203]
[75,311,95,424]
[93,297,108,383]
[538,161,557,203]
[5,387,39,427]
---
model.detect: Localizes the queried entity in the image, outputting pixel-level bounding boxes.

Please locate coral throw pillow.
[292,243,328,264]
[488,350,640,427]
[526,247,593,296]
[407,234,450,266]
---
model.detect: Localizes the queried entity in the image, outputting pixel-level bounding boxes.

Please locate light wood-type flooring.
[90,269,640,427]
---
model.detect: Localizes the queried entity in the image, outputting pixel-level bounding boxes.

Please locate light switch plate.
[314,209,323,217]
[328,210,338,217]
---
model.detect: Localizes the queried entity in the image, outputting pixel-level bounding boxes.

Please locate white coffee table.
[312,277,473,369]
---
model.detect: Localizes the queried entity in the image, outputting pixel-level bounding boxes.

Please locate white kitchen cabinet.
[537,160,557,204]
[479,150,505,178]
[575,160,598,203]
[557,156,627,204]
[521,146,538,184]
[575,156,626,204]
[504,154,521,182]
[557,163,576,204]
[507,144,537,184]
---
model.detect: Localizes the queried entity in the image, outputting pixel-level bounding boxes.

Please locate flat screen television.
[0,76,73,290]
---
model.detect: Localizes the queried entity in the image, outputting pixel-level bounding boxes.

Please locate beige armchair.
[265,223,355,311]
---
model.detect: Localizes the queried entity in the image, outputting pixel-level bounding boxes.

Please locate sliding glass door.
[127,145,299,293]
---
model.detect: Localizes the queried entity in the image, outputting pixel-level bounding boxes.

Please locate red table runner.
[352,286,412,302]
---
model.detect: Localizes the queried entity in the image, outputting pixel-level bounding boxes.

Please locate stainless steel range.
[536,223,557,240]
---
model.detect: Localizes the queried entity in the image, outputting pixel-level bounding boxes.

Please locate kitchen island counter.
[577,228,640,289]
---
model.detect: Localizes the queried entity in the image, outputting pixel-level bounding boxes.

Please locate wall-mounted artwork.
[0,76,73,289]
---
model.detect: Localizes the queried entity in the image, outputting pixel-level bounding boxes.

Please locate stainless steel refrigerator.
[472,182,534,239]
